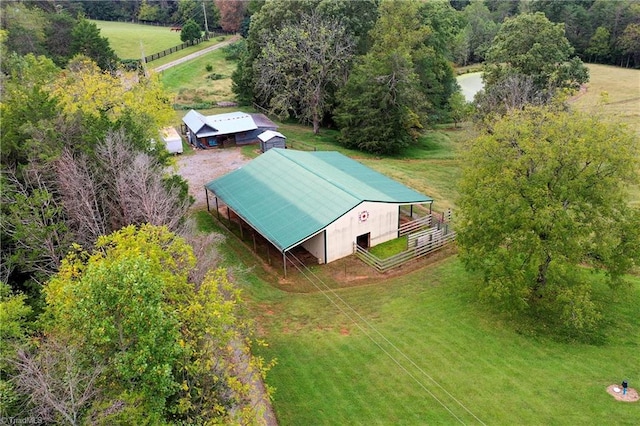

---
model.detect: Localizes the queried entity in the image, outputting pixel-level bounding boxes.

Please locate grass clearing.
[573,64,640,137]
[368,236,408,258]
[93,20,182,59]
[95,20,233,68]
[241,256,640,425]
[160,48,238,108]
[172,54,640,424]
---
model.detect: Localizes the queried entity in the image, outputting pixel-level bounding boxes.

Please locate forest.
[1,0,639,424]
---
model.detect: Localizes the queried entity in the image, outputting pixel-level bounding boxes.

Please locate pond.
[456,72,484,102]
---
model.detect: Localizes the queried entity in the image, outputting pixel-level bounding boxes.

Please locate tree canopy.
[11,225,270,423]
[334,0,428,154]
[254,11,355,134]
[457,106,640,335]
[484,12,589,96]
[180,19,202,42]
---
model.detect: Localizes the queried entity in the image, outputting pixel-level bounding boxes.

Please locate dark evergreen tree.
[70,18,118,70]
[180,19,202,42]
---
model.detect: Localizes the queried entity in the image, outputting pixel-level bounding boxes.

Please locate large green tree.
[70,17,118,71]
[180,18,202,43]
[484,12,588,97]
[29,225,269,423]
[334,0,428,154]
[253,11,355,134]
[232,0,379,107]
[457,106,640,334]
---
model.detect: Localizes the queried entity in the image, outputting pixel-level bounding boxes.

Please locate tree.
[1,166,71,282]
[12,336,104,424]
[448,91,473,128]
[49,56,174,144]
[214,0,246,32]
[42,225,195,420]
[618,23,640,68]
[44,11,76,67]
[0,283,32,417]
[232,0,378,106]
[484,12,588,97]
[461,0,499,63]
[37,225,270,423]
[180,19,201,42]
[0,53,60,168]
[334,0,428,154]
[457,106,640,334]
[70,17,118,71]
[51,130,191,249]
[415,1,461,122]
[586,26,611,63]
[0,3,47,56]
[137,0,162,23]
[254,11,355,134]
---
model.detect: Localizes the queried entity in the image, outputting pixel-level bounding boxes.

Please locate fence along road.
[152,35,240,73]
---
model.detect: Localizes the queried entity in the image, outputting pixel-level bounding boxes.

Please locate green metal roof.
[205,149,432,252]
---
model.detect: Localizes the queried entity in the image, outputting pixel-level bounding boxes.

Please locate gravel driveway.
[174,147,250,210]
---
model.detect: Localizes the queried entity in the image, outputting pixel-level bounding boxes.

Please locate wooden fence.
[355,227,456,273]
[143,34,211,63]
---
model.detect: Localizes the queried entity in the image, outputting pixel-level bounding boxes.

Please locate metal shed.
[258,130,286,152]
[204,149,433,273]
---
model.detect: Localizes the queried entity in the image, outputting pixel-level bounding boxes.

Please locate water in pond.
[457,72,484,102]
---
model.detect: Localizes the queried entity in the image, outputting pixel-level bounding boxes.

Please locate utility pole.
[202,1,209,39]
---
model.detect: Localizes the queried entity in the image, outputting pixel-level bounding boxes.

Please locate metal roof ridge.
[272,149,370,202]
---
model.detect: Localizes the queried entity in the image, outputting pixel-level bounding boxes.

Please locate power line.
[285,251,487,425]
[204,186,485,424]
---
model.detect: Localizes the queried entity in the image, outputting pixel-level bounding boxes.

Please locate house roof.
[258,130,286,142]
[205,148,432,252]
[182,110,257,138]
[250,113,278,129]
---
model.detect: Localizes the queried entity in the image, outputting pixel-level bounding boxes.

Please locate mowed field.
[93,20,182,59]
[100,22,640,423]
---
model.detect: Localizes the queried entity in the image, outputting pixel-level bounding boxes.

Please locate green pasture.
[160,47,238,108]
[94,20,232,68]
[223,236,639,425]
[172,50,639,424]
[93,20,182,59]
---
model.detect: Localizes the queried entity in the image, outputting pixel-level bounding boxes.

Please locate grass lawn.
[369,236,408,258]
[94,19,233,68]
[190,207,640,425]
[160,47,238,108]
[181,58,640,424]
[572,63,640,137]
[93,20,182,59]
[231,249,640,425]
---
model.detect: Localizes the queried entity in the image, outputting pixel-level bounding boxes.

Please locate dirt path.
[153,36,240,73]
[174,147,250,210]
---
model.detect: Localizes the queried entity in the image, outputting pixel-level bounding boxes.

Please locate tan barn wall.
[301,231,326,264]
[324,202,399,263]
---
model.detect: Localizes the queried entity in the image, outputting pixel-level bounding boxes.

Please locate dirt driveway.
[173,147,250,210]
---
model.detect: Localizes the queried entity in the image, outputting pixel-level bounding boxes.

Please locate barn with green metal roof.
[205,148,433,267]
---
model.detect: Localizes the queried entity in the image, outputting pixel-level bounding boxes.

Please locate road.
[152,35,240,72]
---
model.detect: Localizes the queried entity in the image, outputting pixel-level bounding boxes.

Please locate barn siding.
[324,201,399,263]
[302,231,326,263]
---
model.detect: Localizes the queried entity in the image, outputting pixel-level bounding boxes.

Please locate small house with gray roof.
[205,148,433,270]
[183,110,278,148]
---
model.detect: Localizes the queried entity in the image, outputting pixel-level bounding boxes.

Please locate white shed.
[161,127,183,154]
